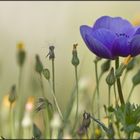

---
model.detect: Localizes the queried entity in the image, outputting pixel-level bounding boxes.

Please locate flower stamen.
[123,55,133,65]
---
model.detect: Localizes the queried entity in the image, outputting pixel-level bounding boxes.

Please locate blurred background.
[0,1,140,113]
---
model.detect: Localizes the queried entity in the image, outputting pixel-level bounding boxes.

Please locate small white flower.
[50,112,61,129]
[22,112,32,128]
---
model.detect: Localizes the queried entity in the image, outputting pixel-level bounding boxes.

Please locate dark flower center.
[116,33,129,38]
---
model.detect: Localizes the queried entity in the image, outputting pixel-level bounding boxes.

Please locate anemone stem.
[95,60,100,120]
[115,57,125,105]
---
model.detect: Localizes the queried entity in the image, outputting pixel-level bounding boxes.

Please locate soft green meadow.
[1,1,140,139]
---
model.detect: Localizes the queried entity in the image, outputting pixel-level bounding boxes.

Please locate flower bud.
[17,42,26,67]
[8,85,16,104]
[46,46,55,60]
[132,70,140,86]
[106,67,115,86]
[71,44,80,67]
[101,60,111,74]
[115,63,126,78]
[35,55,43,74]
[42,68,50,80]
[126,58,135,72]
[33,123,42,139]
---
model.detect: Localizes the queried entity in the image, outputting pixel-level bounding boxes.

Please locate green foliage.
[114,102,140,135]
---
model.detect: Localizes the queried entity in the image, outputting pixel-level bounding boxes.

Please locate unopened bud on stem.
[71,44,80,67]
[35,54,43,74]
[106,67,115,86]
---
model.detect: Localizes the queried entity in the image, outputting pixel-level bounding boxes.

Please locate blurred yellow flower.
[2,94,16,108]
[17,41,25,50]
[95,126,102,138]
[132,14,140,26]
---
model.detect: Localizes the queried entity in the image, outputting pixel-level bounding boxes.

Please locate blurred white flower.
[63,133,72,139]
[51,112,62,139]
[51,112,61,129]
[78,76,93,92]
[22,112,32,128]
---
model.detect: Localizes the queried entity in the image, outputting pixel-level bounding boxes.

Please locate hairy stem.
[10,104,15,139]
[91,72,102,115]
[72,66,79,131]
[126,85,135,102]
[95,61,100,119]
[108,86,111,126]
[52,59,55,94]
[113,83,118,106]
[115,58,125,105]
[48,80,64,120]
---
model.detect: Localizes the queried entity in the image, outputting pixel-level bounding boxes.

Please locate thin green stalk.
[95,61,100,120]
[115,58,125,105]
[126,85,135,102]
[40,74,45,98]
[85,129,89,139]
[52,59,55,94]
[39,74,50,138]
[113,83,118,106]
[18,66,23,94]
[91,72,103,115]
[17,66,24,138]
[108,86,111,108]
[108,86,111,126]
[48,80,64,120]
[72,66,79,131]
[10,104,15,139]
[122,70,128,88]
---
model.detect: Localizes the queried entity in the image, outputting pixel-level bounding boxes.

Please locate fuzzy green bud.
[35,54,43,74]
[101,60,111,74]
[42,68,50,80]
[71,44,80,67]
[17,42,26,67]
[126,58,135,71]
[8,85,16,104]
[33,123,42,139]
[132,70,140,86]
[115,63,126,78]
[106,67,115,86]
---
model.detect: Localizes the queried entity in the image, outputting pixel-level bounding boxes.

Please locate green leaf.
[108,106,115,113]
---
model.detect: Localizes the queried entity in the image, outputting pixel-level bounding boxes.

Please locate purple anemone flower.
[80,16,140,59]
